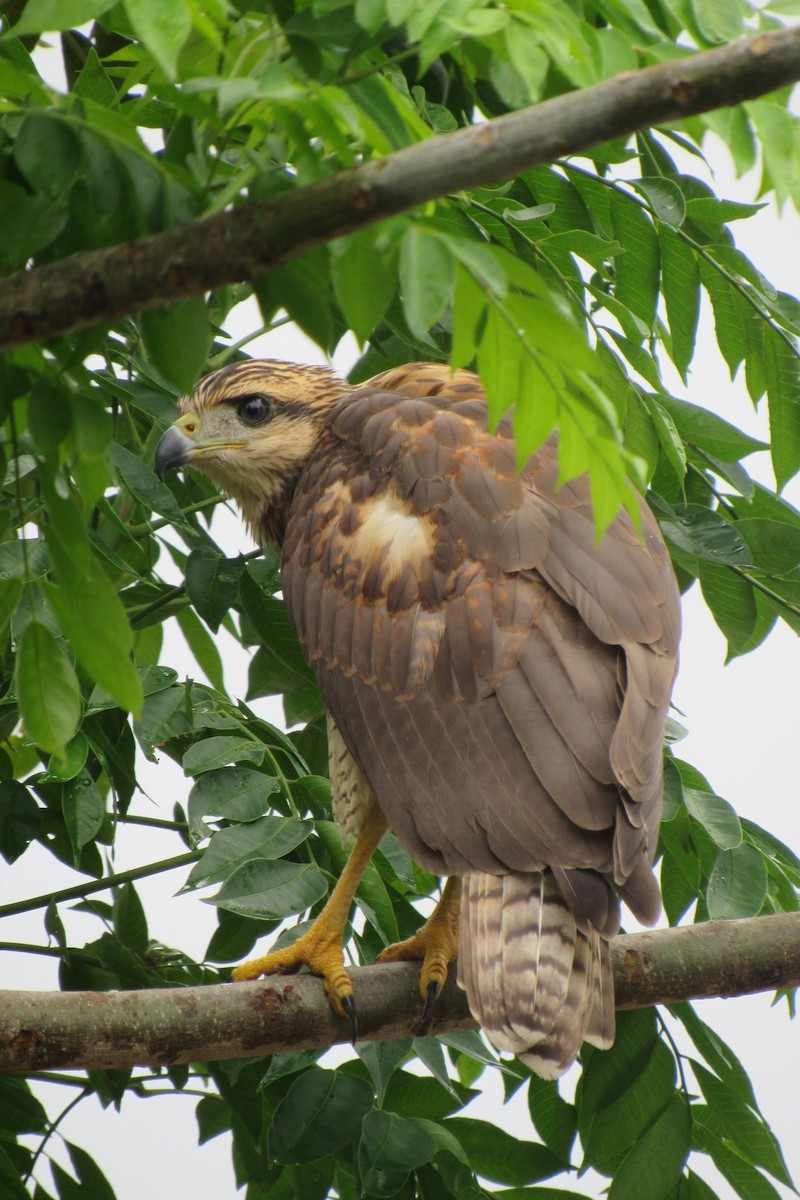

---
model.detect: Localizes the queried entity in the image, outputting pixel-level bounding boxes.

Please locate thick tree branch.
[3,27,800,352]
[1,912,798,1073]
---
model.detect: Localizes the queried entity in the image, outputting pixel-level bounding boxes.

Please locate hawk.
[156,359,680,1078]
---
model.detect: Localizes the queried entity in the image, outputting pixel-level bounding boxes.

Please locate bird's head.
[155,358,350,545]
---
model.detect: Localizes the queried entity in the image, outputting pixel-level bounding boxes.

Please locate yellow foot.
[232,924,355,1032]
[231,803,390,1043]
[377,877,461,1023]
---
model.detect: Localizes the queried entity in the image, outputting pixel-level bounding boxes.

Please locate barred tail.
[456,871,615,1079]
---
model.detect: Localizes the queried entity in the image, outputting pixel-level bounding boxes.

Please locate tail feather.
[471,875,520,1050]
[457,871,616,1078]
[585,934,615,1051]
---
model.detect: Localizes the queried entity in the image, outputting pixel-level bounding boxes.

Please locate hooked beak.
[155,417,198,479]
[155,412,247,480]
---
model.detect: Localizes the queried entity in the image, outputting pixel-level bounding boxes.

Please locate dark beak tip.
[155,426,194,481]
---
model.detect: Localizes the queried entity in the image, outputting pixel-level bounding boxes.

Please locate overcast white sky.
[3,39,800,1200]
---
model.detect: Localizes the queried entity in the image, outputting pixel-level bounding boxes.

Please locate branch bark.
[3,27,800,351]
[2,912,798,1073]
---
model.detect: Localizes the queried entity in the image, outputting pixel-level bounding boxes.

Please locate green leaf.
[763,327,800,489]
[359,1110,437,1195]
[507,203,556,224]
[700,259,746,379]
[268,1068,374,1163]
[140,297,211,391]
[63,770,105,863]
[742,820,800,887]
[693,1063,794,1187]
[707,844,768,919]
[658,226,700,379]
[0,1078,47,1135]
[70,394,113,461]
[698,561,757,657]
[446,1118,562,1186]
[6,0,116,33]
[74,46,118,107]
[182,736,265,776]
[607,1094,691,1200]
[356,857,400,944]
[659,504,751,566]
[207,858,327,918]
[540,228,625,273]
[0,578,22,641]
[691,0,743,42]
[110,442,188,525]
[445,236,507,296]
[13,114,82,198]
[64,1142,116,1200]
[187,766,281,840]
[176,605,226,692]
[43,488,142,715]
[14,620,81,758]
[239,569,315,695]
[451,264,488,369]
[410,1038,462,1098]
[28,380,73,453]
[400,226,456,340]
[748,99,796,207]
[44,733,88,784]
[357,1041,411,1106]
[0,1142,27,1200]
[123,0,192,79]
[694,1116,785,1200]
[0,781,42,864]
[185,550,244,632]
[735,518,800,574]
[187,816,313,887]
[632,177,686,227]
[331,228,398,343]
[660,808,702,924]
[527,1076,577,1163]
[383,1070,472,1123]
[661,757,684,821]
[671,1002,758,1108]
[685,197,767,226]
[681,1169,726,1200]
[656,394,767,460]
[581,1039,677,1175]
[497,1191,594,1200]
[113,881,149,953]
[684,788,742,850]
[611,190,660,328]
[579,1008,658,1118]
[254,251,335,350]
[643,395,687,482]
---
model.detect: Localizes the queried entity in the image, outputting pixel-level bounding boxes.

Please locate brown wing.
[281,364,679,930]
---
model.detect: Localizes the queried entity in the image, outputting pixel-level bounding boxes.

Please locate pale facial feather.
[177,359,350,541]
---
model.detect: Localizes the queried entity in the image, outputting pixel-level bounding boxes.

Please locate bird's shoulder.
[281,362,678,702]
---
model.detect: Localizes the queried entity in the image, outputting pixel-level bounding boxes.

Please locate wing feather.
[281,363,680,937]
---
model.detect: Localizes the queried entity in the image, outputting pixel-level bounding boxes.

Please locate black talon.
[342,994,358,1043]
[420,979,442,1027]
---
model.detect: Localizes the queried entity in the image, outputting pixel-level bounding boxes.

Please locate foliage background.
[0,1,799,1198]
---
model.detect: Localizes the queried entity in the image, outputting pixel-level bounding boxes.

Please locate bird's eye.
[237,394,273,426]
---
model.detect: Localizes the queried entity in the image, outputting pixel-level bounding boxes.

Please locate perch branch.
[2,27,800,350]
[1,912,798,1072]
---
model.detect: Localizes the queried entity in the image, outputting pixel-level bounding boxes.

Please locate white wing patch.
[346,492,434,583]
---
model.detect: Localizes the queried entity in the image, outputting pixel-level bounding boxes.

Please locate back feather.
[457,871,615,1079]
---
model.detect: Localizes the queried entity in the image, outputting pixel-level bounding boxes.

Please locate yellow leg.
[231,805,389,1028]
[378,876,461,1018]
